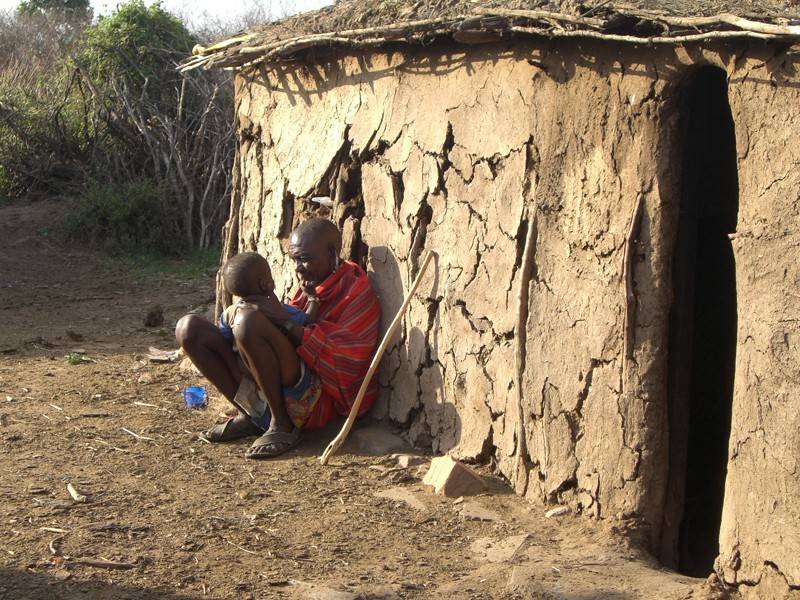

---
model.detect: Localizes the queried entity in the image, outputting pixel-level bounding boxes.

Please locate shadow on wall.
[246,37,799,106]
[368,246,459,452]
[0,567,202,600]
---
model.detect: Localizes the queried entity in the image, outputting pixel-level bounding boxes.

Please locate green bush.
[76,1,195,113]
[61,178,184,255]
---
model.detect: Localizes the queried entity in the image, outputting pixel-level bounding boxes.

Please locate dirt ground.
[0,200,728,600]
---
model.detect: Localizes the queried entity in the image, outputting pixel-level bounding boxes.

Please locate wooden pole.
[320,250,435,465]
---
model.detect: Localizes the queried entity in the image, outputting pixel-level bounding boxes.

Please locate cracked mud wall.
[228,38,675,532]
[223,40,800,598]
[714,48,800,598]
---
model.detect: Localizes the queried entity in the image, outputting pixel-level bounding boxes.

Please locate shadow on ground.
[0,567,201,600]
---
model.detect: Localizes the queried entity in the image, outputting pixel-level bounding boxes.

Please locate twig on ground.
[40,527,69,533]
[75,558,136,570]
[66,483,87,503]
[225,539,258,555]
[121,427,154,441]
[48,537,63,556]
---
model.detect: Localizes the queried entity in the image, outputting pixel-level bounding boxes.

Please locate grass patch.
[118,247,221,279]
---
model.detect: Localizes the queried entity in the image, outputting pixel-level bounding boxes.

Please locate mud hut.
[184,2,800,595]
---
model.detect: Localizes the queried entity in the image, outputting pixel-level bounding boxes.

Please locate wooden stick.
[320,250,435,465]
[621,10,800,36]
[121,427,154,441]
[67,483,87,503]
[510,25,780,43]
[76,558,136,570]
[475,7,606,29]
[513,214,537,494]
[623,193,645,363]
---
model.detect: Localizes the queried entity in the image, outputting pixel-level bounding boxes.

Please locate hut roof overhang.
[181,0,800,72]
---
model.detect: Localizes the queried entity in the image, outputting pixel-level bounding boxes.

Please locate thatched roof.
[182,0,800,72]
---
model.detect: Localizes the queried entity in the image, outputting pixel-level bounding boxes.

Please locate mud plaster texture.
[222,39,800,598]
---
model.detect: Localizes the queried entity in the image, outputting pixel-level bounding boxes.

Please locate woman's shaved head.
[289,218,342,290]
[290,218,341,251]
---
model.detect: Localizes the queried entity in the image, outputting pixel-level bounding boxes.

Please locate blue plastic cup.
[183,386,208,409]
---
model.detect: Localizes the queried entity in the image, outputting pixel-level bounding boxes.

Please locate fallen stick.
[66,483,87,503]
[320,250,435,465]
[40,527,69,533]
[76,558,135,570]
[225,539,258,555]
[121,427,154,441]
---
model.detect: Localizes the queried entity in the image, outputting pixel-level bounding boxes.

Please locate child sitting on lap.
[217,252,319,429]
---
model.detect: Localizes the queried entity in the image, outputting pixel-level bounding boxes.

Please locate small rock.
[178,358,201,374]
[65,329,84,342]
[460,500,501,522]
[375,487,426,511]
[471,534,531,563]
[422,455,486,498]
[137,373,153,384]
[287,581,358,600]
[350,425,410,455]
[391,453,426,469]
[545,506,570,518]
[144,305,164,328]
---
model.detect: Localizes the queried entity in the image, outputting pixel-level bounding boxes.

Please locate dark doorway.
[661,66,739,577]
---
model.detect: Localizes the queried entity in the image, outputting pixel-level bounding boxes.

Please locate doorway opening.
[662,66,739,577]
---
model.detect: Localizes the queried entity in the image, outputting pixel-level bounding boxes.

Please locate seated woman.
[175,218,381,459]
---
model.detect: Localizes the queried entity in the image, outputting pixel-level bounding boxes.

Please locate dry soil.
[0,200,728,600]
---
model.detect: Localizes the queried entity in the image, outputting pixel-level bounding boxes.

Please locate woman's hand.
[241,292,289,325]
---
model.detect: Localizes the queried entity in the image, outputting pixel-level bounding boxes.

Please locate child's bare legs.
[175,315,242,401]
[232,308,300,436]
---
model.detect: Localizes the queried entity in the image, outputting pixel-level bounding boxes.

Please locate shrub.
[75,1,195,113]
[0,9,89,200]
[61,178,184,255]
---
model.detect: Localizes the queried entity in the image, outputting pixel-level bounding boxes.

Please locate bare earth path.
[0,201,724,600]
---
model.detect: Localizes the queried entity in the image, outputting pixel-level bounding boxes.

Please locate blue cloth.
[219,302,309,341]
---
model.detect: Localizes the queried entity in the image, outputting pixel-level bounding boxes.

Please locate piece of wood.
[623,10,800,37]
[320,250,435,465]
[121,427,154,441]
[66,483,87,503]
[76,558,136,570]
[623,193,646,363]
[475,7,606,29]
[512,214,538,494]
[510,25,780,43]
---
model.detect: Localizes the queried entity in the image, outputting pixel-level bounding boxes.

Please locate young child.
[217,252,319,429]
[218,252,318,342]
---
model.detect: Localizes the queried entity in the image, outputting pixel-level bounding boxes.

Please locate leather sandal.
[203,413,263,443]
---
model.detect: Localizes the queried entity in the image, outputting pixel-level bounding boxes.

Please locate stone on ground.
[350,425,410,455]
[470,534,532,563]
[178,357,201,374]
[374,487,426,511]
[391,453,426,468]
[545,505,570,518]
[460,500,502,522]
[288,580,401,600]
[422,455,486,497]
